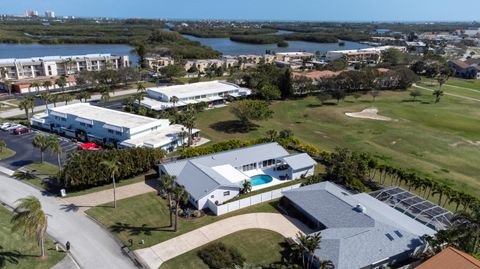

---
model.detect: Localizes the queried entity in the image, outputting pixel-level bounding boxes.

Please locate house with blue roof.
[282,182,436,269]
[159,142,317,210]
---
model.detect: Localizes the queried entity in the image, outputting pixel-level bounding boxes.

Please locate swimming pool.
[250,174,273,186]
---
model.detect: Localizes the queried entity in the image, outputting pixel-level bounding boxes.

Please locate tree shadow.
[209,120,258,134]
[0,245,38,267]
[109,222,173,236]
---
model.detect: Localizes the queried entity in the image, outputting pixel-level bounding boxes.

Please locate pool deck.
[243,167,291,191]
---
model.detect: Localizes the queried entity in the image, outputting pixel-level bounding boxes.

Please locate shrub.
[193,210,202,218]
[198,242,245,269]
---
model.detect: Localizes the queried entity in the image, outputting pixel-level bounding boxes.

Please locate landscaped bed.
[85,192,281,249]
[160,229,285,269]
[0,147,15,160]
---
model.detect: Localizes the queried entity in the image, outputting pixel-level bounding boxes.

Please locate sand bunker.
[345,108,393,121]
[450,140,480,148]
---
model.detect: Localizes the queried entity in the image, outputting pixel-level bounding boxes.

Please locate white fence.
[208,183,302,216]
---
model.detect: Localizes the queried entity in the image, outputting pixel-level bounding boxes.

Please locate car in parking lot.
[13,127,30,135]
[5,124,24,132]
[1,122,16,131]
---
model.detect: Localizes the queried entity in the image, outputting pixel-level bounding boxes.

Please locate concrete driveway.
[0,171,137,269]
[134,213,311,269]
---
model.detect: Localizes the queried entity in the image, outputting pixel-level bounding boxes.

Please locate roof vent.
[355,204,366,213]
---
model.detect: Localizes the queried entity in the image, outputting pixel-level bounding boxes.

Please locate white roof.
[48,103,167,131]
[0,54,119,65]
[120,124,199,148]
[275,52,314,56]
[212,164,249,184]
[147,81,240,100]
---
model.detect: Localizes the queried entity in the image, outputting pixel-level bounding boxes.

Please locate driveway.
[134,213,311,269]
[0,171,137,269]
[0,129,77,170]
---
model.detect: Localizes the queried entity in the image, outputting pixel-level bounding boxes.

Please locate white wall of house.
[197,186,240,209]
[291,166,315,180]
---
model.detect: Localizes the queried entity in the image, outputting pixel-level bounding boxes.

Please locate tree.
[178,109,196,146]
[40,92,51,110]
[319,260,335,269]
[11,196,48,259]
[100,159,120,208]
[137,82,147,94]
[160,175,176,227]
[294,232,322,269]
[29,81,40,94]
[25,94,35,115]
[230,100,273,129]
[0,140,6,153]
[100,90,110,106]
[48,137,63,168]
[18,98,33,120]
[278,68,294,99]
[172,185,189,232]
[241,180,252,195]
[42,80,52,93]
[161,64,186,81]
[330,88,346,103]
[135,44,147,69]
[353,92,362,102]
[256,83,281,101]
[432,90,444,103]
[32,134,55,163]
[382,48,406,66]
[317,92,331,105]
[62,94,74,105]
[369,90,380,102]
[265,129,278,142]
[55,77,67,92]
[451,207,480,254]
[410,89,422,101]
[50,94,59,107]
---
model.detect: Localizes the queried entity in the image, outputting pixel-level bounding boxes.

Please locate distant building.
[45,10,55,18]
[24,10,38,17]
[448,59,480,79]
[145,57,175,72]
[31,103,199,151]
[405,41,427,53]
[140,80,251,111]
[0,54,129,93]
[326,46,407,64]
[275,52,315,62]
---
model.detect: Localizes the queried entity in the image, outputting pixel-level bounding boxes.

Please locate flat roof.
[0,54,123,64]
[147,81,240,100]
[48,103,165,130]
[120,124,199,148]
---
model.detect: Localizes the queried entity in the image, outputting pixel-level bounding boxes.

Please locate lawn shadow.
[210,120,258,134]
[109,222,173,236]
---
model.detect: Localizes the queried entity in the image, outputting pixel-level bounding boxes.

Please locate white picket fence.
[208,183,302,215]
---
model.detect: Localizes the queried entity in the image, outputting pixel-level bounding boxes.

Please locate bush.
[198,243,245,269]
[193,210,202,218]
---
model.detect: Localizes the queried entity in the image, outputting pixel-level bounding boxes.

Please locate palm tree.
[25,94,36,115]
[40,92,51,110]
[318,260,335,269]
[62,94,74,105]
[170,96,179,109]
[451,207,480,254]
[241,180,252,195]
[180,110,196,146]
[29,81,40,94]
[43,81,52,93]
[48,137,62,168]
[432,90,444,103]
[266,129,278,142]
[173,185,189,232]
[18,99,33,120]
[32,134,51,163]
[11,196,48,259]
[55,77,67,92]
[50,94,59,107]
[160,175,176,227]
[100,159,120,208]
[0,140,6,153]
[100,90,110,106]
[295,232,322,269]
[137,82,146,94]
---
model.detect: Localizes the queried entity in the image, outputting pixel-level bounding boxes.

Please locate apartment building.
[145,57,175,72]
[325,46,407,64]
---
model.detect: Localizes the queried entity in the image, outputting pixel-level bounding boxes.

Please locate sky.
[3,0,480,22]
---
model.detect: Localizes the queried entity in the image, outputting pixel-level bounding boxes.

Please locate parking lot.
[0,128,78,170]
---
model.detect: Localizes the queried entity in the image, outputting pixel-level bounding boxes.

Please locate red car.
[13,127,30,135]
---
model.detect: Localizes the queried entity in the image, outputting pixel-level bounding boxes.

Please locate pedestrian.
[66,241,71,252]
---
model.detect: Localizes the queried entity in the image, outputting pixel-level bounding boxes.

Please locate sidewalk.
[0,88,138,118]
[134,213,311,269]
[61,179,157,213]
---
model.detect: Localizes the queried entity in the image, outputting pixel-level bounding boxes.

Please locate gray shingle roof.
[280,153,317,170]
[283,182,435,269]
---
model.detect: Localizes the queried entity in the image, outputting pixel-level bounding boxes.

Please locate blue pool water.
[250,174,273,186]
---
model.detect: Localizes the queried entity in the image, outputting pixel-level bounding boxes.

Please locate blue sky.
[3,0,480,21]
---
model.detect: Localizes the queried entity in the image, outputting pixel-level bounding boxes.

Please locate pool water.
[250,174,273,186]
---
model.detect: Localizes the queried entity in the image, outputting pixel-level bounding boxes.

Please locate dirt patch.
[449,140,480,148]
[345,108,393,121]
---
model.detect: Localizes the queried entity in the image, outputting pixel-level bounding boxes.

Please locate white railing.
[208,183,302,216]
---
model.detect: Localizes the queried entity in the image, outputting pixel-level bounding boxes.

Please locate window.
[223,191,230,196]
[115,131,122,135]
[107,129,114,134]
[80,122,86,127]
[210,195,214,198]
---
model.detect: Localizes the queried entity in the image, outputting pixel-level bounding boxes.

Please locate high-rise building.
[45,11,55,18]
[24,10,39,17]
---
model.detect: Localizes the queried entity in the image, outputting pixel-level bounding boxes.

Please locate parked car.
[13,127,30,135]
[0,122,14,131]
[5,124,23,132]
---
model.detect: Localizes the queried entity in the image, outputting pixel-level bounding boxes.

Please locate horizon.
[3,0,480,22]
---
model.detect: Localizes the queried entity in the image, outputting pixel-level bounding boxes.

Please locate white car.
[5,124,23,132]
[0,122,14,131]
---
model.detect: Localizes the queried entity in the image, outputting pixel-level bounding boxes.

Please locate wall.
[207,183,302,216]
[198,186,240,210]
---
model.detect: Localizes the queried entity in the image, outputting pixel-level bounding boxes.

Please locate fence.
[208,183,302,216]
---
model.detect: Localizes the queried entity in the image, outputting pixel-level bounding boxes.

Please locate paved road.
[135,213,311,269]
[0,88,138,118]
[0,172,137,269]
[413,84,480,102]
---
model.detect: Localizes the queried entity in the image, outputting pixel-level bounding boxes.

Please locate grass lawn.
[196,90,480,197]
[0,206,65,269]
[160,229,285,269]
[24,162,60,177]
[86,192,281,250]
[64,170,156,197]
[0,147,15,159]
[418,77,480,100]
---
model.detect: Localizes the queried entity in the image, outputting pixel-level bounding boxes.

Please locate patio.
[242,166,293,191]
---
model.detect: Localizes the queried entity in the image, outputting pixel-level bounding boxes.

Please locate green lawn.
[160,229,285,269]
[24,162,60,177]
[0,147,15,159]
[0,206,65,269]
[196,90,480,197]
[64,170,156,197]
[86,192,281,250]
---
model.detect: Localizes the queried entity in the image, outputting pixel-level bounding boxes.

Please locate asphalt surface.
[0,172,137,269]
[0,129,78,170]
